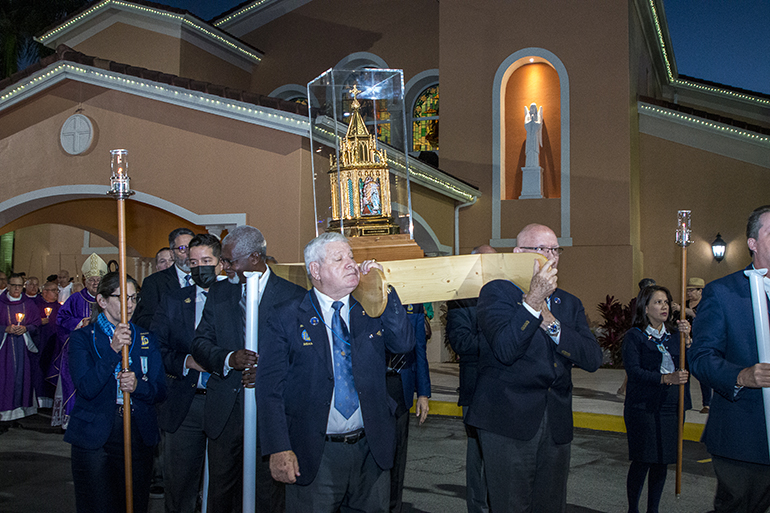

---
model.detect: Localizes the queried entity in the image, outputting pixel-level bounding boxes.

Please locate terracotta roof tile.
[1,45,308,118]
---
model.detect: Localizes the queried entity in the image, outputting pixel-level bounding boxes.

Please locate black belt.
[325,429,365,444]
[195,388,207,395]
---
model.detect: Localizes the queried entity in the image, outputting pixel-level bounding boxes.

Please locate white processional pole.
[242,271,262,513]
[745,268,770,458]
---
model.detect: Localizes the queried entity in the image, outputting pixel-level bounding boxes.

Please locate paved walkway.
[426,363,709,441]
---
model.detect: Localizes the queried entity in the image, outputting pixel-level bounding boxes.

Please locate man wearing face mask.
[151,234,223,513]
[134,227,195,331]
[192,225,305,513]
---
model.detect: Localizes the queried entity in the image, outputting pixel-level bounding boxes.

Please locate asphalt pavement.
[0,366,719,513]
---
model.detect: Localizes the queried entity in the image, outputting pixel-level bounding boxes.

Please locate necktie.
[199,290,210,388]
[240,286,247,340]
[332,301,358,418]
[184,274,192,287]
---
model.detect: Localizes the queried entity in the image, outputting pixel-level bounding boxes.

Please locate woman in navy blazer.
[64,272,166,513]
[622,285,691,513]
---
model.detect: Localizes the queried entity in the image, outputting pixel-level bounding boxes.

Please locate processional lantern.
[328,84,399,237]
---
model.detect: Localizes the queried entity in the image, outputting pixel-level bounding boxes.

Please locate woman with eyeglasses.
[622,285,691,513]
[64,271,166,513]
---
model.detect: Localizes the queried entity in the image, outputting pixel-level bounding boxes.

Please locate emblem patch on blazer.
[310,317,320,326]
[302,329,312,344]
[407,305,414,313]
[141,335,150,348]
[520,320,530,331]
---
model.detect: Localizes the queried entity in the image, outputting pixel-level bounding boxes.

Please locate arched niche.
[491,48,572,248]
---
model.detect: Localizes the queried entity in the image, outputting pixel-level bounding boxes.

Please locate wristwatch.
[546,320,561,337]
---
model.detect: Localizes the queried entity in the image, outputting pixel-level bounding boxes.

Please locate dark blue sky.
[168,0,770,96]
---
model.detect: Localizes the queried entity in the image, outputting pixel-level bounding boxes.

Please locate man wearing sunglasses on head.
[133,227,195,331]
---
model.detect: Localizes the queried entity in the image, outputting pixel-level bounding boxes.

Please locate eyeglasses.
[8,283,23,288]
[171,245,189,253]
[519,246,564,256]
[220,253,252,266]
[110,294,138,303]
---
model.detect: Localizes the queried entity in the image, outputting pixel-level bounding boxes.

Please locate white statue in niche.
[524,103,543,168]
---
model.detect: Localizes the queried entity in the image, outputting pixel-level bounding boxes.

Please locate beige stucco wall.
[71,22,183,76]
[240,0,440,95]
[438,0,634,318]
[0,82,315,265]
[639,134,768,295]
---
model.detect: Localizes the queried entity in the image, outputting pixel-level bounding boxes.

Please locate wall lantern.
[711,233,726,262]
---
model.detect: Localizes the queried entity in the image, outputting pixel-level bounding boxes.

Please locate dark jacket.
[466,280,602,444]
[64,322,166,449]
[257,288,415,485]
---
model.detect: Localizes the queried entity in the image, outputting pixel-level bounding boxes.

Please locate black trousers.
[206,393,284,513]
[286,435,389,513]
[71,410,155,513]
[712,454,770,513]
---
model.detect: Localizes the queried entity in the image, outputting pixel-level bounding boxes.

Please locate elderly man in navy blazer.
[691,205,770,513]
[192,226,305,513]
[466,224,602,513]
[257,232,415,513]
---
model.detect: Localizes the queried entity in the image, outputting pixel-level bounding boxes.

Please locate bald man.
[466,224,602,513]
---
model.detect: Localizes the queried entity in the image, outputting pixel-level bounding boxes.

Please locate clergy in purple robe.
[0,273,41,421]
[51,253,108,428]
[34,280,61,407]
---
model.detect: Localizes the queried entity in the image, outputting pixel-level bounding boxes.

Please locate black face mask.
[190,265,218,289]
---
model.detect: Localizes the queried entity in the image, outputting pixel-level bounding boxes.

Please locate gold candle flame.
[44,307,53,318]
[15,312,24,324]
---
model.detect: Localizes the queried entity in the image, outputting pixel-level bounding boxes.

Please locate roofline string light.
[640,104,770,144]
[36,0,262,63]
[0,62,477,203]
[0,63,301,127]
[214,0,272,26]
[647,0,768,107]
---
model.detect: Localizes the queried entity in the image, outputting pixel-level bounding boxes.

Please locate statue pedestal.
[519,165,543,199]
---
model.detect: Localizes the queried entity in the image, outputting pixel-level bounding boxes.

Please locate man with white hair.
[258,232,415,513]
[192,225,304,513]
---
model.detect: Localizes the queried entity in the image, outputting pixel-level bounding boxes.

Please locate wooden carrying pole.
[676,243,687,496]
[109,149,134,513]
[675,210,692,497]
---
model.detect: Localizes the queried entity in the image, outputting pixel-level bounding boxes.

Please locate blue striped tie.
[332,301,358,418]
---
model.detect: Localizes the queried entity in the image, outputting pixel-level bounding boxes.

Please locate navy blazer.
[64,322,166,450]
[466,280,602,444]
[623,327,691,411]
[691,266,770,464]
[394,304,431,409]
[134,265,182,331]
[191,272,305,440]
[257,288,415,485]
[151,284,199,433]
[446,298,482,406]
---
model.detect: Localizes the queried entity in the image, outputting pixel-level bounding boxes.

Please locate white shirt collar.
[645,324,667,340]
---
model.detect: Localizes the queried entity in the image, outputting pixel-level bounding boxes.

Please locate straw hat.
[687,277,705,289]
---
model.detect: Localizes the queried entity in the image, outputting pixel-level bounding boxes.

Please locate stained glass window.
[288,96,308,106]
[412,85,439,152]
